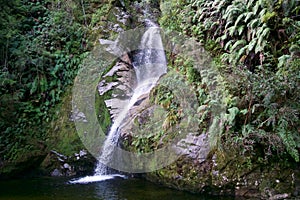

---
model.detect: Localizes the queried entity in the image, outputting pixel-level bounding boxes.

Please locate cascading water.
[94,22,167,175]
[71,20,167,183]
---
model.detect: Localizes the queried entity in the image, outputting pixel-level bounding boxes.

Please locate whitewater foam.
[69,174,126,184]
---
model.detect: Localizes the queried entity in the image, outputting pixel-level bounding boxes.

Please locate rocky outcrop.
[114,83,300,199]
[146,145,298,198]
[41,149,96,177]
[119,100,300,198]
[97,53,137,121]
[0,150,47,179]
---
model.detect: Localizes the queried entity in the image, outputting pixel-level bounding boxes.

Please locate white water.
[71,23,167,184]
[94,25,167,175]
[69,174,126,184]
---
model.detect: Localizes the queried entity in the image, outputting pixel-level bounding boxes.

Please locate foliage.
[161,0,300,71]
[160,0,300,162]
[233,59,300,161]
[0,0,114,162]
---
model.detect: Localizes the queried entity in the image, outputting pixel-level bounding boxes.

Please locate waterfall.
[94,23,167,175]
[70,20,167,183]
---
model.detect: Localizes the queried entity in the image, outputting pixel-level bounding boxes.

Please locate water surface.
[0,176,234,200]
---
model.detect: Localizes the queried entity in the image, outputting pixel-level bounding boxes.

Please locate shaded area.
[0,177,234,200]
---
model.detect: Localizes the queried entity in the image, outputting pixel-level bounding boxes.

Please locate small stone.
[269,193,289,200]
[63,163,71,170]
[79,150,87,157]
[51,169,62,177]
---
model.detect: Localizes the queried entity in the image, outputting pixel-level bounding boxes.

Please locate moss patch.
[47,87,84,156]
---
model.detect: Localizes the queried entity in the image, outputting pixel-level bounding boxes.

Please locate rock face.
[111,83,300,199]
[0,150,47,179]
[118,97,300,199]
[41,149,96,177]
[95,2,300,199]
[97,53,137,121]
[145,145,299,198]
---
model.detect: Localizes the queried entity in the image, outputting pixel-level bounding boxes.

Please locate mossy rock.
[47,87,84,156]
[0,149,47,179]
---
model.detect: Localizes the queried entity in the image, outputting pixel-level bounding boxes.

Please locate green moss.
[47,87,84,156]
[95,89,113,134]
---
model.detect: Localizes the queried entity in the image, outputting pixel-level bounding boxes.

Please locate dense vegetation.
[0,0,299,182]
[159,0,300,162]
[0,0,115,163]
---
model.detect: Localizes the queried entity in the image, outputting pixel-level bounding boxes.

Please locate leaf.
[227,26,236,36]
[247,38,257,52]
[240,109,248,115]
[253,1,260,15]
[289,44,300,54]
[236,46,247,61]
[248,18,261,29]
[261,11,276,23]
[247,0,256,9]
[216,0,227,11]
[234,13,246,28]
[224,40,233,51]
[197,105,208,113]
[257,28,270,48]
[259,8,268,21]
[231,39,247,51]
[40,76,48,92]
[255,43,264,53]
[219,34,228,41]
[256,26,264,37]
[244,12,254,23]
[30,77,39,95]
[278,55,291,68]
[226,107,239,125]
[238,25,245,35]
[261,27,270,38]
[225,20,233,29]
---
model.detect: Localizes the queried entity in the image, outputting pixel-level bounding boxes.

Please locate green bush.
[0,0,114,161]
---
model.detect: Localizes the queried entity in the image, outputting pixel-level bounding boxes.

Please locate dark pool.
[0,176,235,200]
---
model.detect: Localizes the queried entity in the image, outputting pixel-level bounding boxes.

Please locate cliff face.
[93,1,300,199]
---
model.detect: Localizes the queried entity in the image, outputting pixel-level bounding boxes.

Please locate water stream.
[71,19,167,184]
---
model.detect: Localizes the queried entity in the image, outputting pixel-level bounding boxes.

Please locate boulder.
[51,169,62,177]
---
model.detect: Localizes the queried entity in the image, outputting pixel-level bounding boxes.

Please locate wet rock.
[51,169,62,177]
[98,80,118,95]
[97,53,136,122]
[0,150,47,179]
[269,193,289,200]
[63,163,71,170]
[50,150,67,160]
[176,133,210,163]
[40,149,96,177]
[79,150,87,157]
[69,107,88,122]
